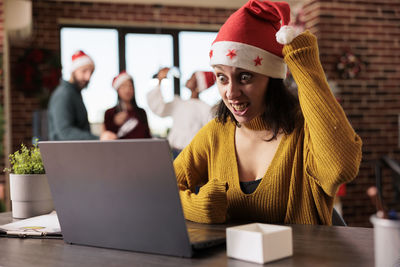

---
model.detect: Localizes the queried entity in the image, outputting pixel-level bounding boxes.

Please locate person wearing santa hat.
[173,0,362,225]
[48,50,117,140]
[103,71,151,139]
[146,68,216,158]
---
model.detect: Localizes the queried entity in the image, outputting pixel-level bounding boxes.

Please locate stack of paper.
[0,211,62,238]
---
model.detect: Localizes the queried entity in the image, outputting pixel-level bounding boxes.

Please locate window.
[60,27,218,136]
[60,27,119,123]
[179,31,219,106]
[125,33,174,137]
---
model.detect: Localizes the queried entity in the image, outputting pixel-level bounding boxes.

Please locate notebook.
[39,139,225,257]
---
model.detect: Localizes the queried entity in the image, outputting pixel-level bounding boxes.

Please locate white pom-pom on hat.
[276,25,299,45]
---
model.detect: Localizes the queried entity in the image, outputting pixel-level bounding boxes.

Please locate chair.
[32,109,48,141]
[332,208,347,226]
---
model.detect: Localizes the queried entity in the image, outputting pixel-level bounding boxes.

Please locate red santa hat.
[112,71,133,90]
[195,71,216,92]
[209,0,298,79]
[70,50,94,73]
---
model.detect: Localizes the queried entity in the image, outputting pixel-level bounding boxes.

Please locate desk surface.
[0,212,374,267]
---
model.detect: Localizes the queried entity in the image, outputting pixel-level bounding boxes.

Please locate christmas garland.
[336,50,366,79]
[15,48,61,107]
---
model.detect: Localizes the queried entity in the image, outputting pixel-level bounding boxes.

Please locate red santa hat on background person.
[70,50,95,73]
[112,71,133,90]
[195,71,216,92]
[209,0,299,79]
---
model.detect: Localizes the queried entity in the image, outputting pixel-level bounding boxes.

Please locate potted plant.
[4,142,53,218]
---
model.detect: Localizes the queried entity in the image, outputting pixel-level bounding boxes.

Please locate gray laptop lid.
[39,139,193,257]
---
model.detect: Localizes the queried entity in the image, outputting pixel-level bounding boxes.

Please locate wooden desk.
[0,212,374,266]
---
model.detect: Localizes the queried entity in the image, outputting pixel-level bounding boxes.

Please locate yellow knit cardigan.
[173,31,362,225]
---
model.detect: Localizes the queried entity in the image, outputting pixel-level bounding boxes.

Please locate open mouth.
[231,103,249,112]
[231,102,250,116]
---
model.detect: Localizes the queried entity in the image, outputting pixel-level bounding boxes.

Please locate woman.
[173,0,362,225]
[103,71,151,139]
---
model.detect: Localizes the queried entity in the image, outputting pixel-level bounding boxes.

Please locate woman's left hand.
[113,111,129,126]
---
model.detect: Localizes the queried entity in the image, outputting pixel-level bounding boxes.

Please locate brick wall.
[0,0,4,194]
[303,0,400,226]
[0,0,3,50]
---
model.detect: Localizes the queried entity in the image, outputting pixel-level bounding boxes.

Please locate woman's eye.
[217,75,228,84]
[240,73,252,83]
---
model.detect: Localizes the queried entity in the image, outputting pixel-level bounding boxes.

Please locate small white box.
[226,223,293,264]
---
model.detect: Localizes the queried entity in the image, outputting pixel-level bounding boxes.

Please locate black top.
[104,106,151,139]
[239,179,262,194]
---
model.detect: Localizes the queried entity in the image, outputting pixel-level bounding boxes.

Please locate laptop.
[39,139,226,258]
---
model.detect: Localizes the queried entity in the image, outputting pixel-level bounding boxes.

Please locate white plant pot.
[9,174,54,219]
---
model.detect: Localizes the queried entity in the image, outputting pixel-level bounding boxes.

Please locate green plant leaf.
[5,142,45,174]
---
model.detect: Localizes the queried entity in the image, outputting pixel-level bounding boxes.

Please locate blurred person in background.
[48,50,116,141]
[147,68,215,158]
[103,71,151,139]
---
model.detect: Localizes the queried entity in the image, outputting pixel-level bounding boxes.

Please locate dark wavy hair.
[116,79,147,123]
[215,78,303,141]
